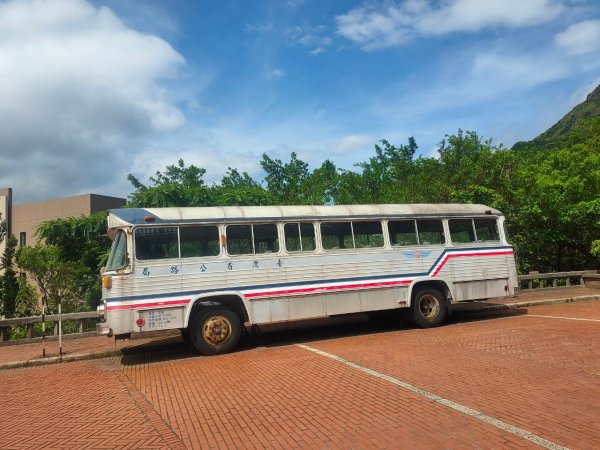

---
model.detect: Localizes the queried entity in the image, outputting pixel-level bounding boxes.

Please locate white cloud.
[331,134,373,155]
[555,19,600,55]
[266,69,286,79]
[0,0,186,203]
[469,52,570,91]
[418,0,565,35]
[336,0,565,50]
[285,23,333,54]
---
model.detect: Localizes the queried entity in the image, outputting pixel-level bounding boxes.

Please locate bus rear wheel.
[190,307,241,356]
[412,287,447,328]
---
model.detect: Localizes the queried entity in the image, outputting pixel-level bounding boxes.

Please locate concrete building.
[0,188,125,255]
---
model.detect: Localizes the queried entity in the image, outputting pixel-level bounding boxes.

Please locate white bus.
[97,204,517,355]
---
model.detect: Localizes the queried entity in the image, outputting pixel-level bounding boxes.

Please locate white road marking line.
[527,314,600,322]
[297,343,570,450]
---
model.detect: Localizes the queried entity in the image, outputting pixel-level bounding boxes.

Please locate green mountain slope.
[513,84,600,150]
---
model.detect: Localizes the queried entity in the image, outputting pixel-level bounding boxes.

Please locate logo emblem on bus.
[403,250,432,259]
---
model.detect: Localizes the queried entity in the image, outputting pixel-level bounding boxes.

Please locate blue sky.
[0,0,599,203]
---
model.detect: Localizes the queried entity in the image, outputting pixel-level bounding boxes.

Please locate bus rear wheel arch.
[190,306,241,356]
[411,286,447,328]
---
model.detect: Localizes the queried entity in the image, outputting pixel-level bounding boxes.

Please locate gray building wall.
[1,190,125,248]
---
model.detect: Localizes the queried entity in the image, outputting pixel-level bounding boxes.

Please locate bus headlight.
[97,301,106,317]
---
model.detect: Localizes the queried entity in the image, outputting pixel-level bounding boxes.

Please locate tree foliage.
[16,244,84,314]
[260,153,338,205]
[127,159,274,207]
[0,234,19,318]
[36,212,110,310]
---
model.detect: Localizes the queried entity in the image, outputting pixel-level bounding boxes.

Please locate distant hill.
[513,84,600,150]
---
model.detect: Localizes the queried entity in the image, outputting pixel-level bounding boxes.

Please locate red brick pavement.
[312,301,600,449]
[118,346,540,449]
[0,360,177,449]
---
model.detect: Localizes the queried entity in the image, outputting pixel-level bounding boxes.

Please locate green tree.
[509,128,600,271]
[127,160,275,207]
[260,152,311,204]
[16,244,83,314]
[37,212,110,309]
[214,168,274,206]
[304,159,339,204]
[127,159,215,207]
[15,281,38,317]
[0,234,19,318]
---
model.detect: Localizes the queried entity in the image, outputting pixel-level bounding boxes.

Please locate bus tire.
[190,307,241,356]
[180,327,191,344]
[412,287,447,328]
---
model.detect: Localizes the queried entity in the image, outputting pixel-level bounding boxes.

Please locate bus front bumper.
[97,322,113,337]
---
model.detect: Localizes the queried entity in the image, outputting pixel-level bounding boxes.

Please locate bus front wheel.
[412,287,447,328]
[190,307,241,356]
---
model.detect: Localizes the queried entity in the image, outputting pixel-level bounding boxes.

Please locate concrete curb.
[454,294,600,313]
[1,295,598,371]
[0,348,125,371]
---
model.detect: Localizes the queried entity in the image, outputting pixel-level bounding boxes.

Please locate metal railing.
[0,311,98,343]
[517,270,598,290]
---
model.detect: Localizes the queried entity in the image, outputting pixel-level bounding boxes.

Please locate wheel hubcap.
[419,295,440,318]
[203,316,232,345]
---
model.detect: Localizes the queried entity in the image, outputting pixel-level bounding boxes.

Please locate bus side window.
[474,218,499,241]
[180,225,220,258]
[417,220,445,245]
[285,223,316,252]
[135,227,179,260]
[254,224,279,254]
[226,225,253,255]
[353,221,384,248]
[321,222,353,250]
[448,219,476,243]
[388,220,418,246]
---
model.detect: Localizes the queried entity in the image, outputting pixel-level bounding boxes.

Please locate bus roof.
[107,204,503,228]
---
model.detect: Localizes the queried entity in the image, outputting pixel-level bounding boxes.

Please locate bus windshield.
[106,230,128,271]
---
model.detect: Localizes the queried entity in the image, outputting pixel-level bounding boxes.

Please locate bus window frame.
[284,222,317,253]
[225,223,280,257]
[448,217,501,244]
[133,225,181,262]
[319,220,385,252]
[179,224,222,259]
[105,229,129,271]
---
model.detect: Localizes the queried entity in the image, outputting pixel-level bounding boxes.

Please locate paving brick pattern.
[118,345,540,449]
[0,360,175,449]
[312,302,600,449]
[0,295,598,449]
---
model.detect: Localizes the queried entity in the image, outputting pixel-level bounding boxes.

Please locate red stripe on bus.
[245,279,412,299]
[107,299,191,311]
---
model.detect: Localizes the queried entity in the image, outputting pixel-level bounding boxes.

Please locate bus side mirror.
[100,266,106,274]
